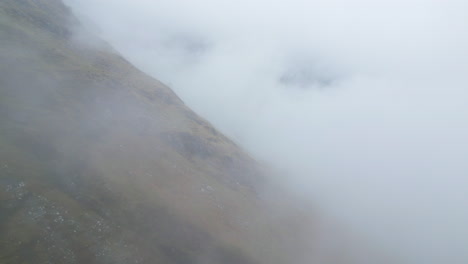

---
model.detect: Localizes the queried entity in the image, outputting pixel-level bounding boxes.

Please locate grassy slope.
[0,0,314,263]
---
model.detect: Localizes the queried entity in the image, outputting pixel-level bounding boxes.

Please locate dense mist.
[66,0,468,263]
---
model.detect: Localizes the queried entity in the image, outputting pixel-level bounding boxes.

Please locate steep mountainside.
[0,0,314,263]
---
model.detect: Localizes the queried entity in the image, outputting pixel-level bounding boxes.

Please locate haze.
[67,0,468,263]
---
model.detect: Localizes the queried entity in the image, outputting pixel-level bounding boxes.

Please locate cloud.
[66,0,468,263]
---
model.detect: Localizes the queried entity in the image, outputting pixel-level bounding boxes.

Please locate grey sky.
[67,0,468,263]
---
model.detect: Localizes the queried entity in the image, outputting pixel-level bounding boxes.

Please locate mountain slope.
[0,1,314,263]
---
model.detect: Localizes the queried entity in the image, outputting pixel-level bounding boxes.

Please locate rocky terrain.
[0,0,317,263]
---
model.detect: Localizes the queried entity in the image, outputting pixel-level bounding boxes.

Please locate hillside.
[0,0,315,263]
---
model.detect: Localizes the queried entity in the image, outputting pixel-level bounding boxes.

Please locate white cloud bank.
[67,0,468,263]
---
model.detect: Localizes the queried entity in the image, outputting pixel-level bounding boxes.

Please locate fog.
[66,0,468,263]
